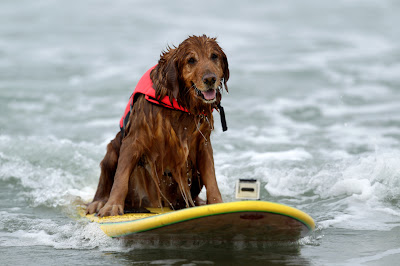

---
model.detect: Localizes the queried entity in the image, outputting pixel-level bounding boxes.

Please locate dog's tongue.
[201,89,216,100]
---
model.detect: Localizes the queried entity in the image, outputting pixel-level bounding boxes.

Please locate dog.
[86,35,229,217]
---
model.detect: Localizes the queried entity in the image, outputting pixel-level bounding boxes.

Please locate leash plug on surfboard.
[235,179,261,200]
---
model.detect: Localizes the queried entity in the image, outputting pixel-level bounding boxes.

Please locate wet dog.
[87,35,229,217]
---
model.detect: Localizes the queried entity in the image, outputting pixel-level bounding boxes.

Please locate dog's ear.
[221,50,229,93]
[152,51,180,100]
[165,59,180,99]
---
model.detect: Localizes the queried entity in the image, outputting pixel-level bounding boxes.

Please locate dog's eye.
[188,57,196,64]
[211,53,218,60]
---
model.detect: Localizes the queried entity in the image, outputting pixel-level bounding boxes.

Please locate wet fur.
[87,35,229,217]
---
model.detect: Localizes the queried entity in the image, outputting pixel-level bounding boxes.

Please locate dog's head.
[152,35,229,110]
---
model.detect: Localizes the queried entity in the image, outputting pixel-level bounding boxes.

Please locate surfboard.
[78,201,315,242]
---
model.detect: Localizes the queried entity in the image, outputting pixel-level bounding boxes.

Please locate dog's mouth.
[193,83,217,103]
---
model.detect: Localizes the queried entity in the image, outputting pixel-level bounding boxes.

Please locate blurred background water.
[1,0,400,265]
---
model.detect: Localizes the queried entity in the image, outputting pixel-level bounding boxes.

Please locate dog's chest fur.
[123,96,214,209]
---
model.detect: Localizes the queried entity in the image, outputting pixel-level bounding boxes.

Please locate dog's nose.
[203,73,217,86]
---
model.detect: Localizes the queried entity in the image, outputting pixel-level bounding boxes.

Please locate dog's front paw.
[206,190,223,204]
[97,203,124,217]
[86,200,106,215]
[194,196,207,206]
[207,197,223,204]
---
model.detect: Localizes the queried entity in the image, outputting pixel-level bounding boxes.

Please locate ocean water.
[1,0,400,265]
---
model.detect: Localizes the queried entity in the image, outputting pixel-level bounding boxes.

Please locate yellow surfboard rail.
[80,201,315,238]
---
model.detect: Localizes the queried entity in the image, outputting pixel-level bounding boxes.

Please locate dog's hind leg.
[97,138,144,217]
[86,132,121,214]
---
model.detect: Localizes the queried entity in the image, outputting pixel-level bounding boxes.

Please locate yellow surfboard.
[79,201,315,242]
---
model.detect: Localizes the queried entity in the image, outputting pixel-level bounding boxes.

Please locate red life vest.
[119,65,188,130]
[119,65,227,133]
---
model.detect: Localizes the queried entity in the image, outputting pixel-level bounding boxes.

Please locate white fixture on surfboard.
[235,179,261,200]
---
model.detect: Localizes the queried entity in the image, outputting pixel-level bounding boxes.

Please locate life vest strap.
[217,103,228,132]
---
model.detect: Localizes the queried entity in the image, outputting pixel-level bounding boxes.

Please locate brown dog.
[86,35,229,217]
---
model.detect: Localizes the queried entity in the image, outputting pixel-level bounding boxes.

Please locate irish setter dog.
[86,35,229,217]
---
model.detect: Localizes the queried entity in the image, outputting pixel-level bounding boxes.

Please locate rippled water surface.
[1,0,400,265]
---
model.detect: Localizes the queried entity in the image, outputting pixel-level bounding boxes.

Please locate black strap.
[121,109,130,138]
[217,103,228,132]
